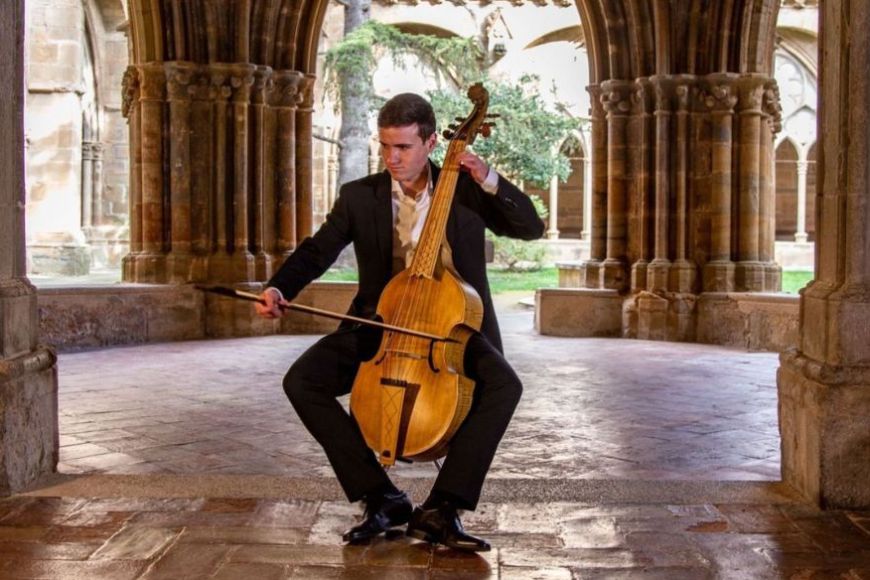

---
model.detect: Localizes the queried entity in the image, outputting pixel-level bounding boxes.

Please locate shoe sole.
[406,528,491,552]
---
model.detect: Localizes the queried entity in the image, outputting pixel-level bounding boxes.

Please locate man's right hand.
[255,287,285,319]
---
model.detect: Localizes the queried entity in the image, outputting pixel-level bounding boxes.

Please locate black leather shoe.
[342,491,412,544]
[406,502,491,552]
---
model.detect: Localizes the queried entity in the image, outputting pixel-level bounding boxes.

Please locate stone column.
[648,77,672,292]
[778,0,870,509]
[628,80,652,292]
[165,62,195,282]
[582,152,592,241]
[273,71,302,262]
[121,67,142,281]
[795,158,810,243]
[547,174,560,239]
[762,81,783,291]
[582,84,607,287]
[135,63,168,283]
[295,75,317,243]
[701,75,738,292]
[251,66,274,281]
[0,0,58,495]
[735,75,767,291]
[670,79,696,292]
[600,80,634,291]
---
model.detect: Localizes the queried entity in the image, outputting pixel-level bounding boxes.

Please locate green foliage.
[781,270,813,294]
[323,21,483,105]
[429,77,580,189]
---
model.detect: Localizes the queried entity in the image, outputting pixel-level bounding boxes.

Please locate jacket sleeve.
[475,175,546,240]
[266,185,353,302]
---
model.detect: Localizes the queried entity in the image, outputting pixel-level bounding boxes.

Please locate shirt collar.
[390,164,433,203]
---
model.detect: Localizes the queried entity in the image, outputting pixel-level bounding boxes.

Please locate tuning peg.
[442,129,455,140]
[480,124,492,138]
[454,116,466,122]
[486,113,501,119]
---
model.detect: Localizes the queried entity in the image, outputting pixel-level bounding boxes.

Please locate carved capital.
[763,80,783,133]
[164,62,197,101]
[735,75,768,114]
[121,66,140,118]
[631,79,653,115]
[699,77,738,113]
[587,84,604,118]
[600,80,634,116]
[81,141,104,161]
[674,82,691,112]
[252,66,273,105]
[138,64,167,102]
[271,70,304,108]
[298,74,317,109]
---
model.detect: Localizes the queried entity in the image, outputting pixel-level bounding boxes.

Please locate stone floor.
[4,293,869,578]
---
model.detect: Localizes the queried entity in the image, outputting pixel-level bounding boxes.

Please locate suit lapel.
[373,171,393,275]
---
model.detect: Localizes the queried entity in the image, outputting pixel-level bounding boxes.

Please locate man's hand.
[255,287,286,319]
[458,152,490,185]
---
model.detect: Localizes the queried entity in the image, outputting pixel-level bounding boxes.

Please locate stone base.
[37,282,358,351]
[697,292,799,351]
[28,243,91,277]
[0,346,57,496]
[535,288,623,337]
[622,291,697,342]
[779,353,870,508]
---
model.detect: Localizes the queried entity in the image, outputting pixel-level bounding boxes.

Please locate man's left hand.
[458,152,490,185]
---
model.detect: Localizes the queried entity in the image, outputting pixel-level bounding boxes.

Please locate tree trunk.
[338,0,372,186]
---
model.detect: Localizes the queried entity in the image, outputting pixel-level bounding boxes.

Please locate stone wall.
[38,282,358,352]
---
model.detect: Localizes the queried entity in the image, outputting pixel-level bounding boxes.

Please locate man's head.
[377,93,436,140]
[377,93,438,188]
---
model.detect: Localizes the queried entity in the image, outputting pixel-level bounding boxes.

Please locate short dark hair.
[377,93,436,140]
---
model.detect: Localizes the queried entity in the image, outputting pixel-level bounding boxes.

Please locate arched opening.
[775,139,799,241]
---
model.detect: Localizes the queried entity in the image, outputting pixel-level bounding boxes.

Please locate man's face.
[378,124,436,184]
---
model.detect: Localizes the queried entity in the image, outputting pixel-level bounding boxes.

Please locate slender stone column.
[165,62,196,282]
[547,174,560,239]
[122,67,142,281]
[670,79,696,292]
[735,75,767,291]
[795,158,809,243]
[0,0,58,495]
[582,84,607,287]
[136,64,168,282]
[252,66,274,281]
[600,80,634,291]
[273,71,302,262]
[778,0,870,509]
[582,153,592,241]
[229,64,257,281]
[701,75,738,292]
[629,79,653,292]
[295,75,317,243]
[762,82,783,290]
[648,77,672,292]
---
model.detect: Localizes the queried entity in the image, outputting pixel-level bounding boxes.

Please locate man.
[256,93,544,551]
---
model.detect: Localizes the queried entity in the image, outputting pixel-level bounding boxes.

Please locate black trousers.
[282,325,522,511]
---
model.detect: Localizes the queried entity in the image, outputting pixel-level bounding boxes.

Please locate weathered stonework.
[535,288,622,337]
[1,0,58,495]
[697,293,799,351]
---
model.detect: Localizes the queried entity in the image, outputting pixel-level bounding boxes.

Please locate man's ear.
[426,133,437,152]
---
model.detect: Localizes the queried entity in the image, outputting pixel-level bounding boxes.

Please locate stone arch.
[775,137,800,240]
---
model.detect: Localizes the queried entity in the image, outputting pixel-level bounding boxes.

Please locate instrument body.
[350,84,493,466]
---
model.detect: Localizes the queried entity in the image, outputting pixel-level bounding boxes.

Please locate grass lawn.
[320,267,814,295]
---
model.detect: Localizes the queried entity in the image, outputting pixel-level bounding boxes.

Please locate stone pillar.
[648,77,672,292]
[581,153,592,241]
[701,75,738,292]
[122,67,142,281]
[121,63,307,287]
[547,174,560,239]
[795,158,810,243]
[778,0,870,509]
[581,84,607,287]
[295,75,317,243]
[734,75,767,291]
[670,80,696,293]
[629,80,652,292]
[600,80,633,291]
[273,71,303,263]
[762,82,783,291]
[0,0,58,495]
[165,62,195,282]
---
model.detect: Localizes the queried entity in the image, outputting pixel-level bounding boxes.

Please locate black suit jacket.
[268,162,545,352]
